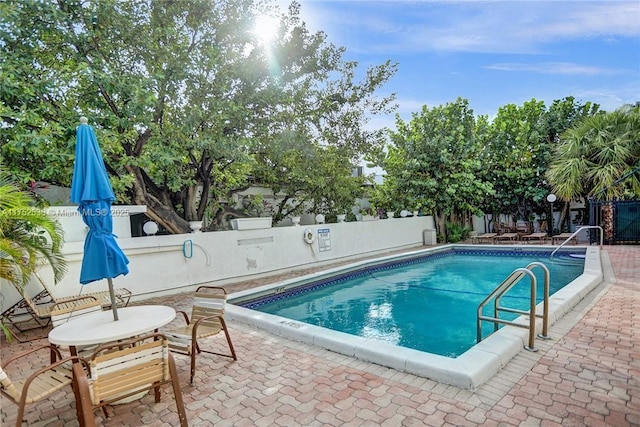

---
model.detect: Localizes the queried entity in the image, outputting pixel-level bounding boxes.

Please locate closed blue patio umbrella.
[70,117,129,320]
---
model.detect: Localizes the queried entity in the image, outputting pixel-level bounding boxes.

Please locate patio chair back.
[166,286,237,384]
[50,296,103,357]
[35,272,133,310]
[87,333,188,426]
[191,286,227,329]
[50,296,102,327]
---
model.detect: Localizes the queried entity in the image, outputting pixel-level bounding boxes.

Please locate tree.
[547,105,640,201]
[1,0,396,233]
[477,97,599,232]
[477,100,552,224]
[0,172,67,339]
[383,98,491,240]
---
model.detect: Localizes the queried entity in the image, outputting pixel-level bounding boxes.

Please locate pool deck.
[1,245,638,426]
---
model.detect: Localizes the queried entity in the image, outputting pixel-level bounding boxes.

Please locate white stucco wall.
[1,216,435,311]
[45,205,147,242]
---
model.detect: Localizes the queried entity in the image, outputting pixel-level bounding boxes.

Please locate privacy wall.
[1,216,435,311]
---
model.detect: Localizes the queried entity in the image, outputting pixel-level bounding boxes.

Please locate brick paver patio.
[1,245,638,426]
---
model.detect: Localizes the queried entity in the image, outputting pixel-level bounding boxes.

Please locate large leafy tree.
[1,0,396,233]
[477,97,599,231]
[383,98,492,238]
[477,99,551,224]
[547,105,640,201]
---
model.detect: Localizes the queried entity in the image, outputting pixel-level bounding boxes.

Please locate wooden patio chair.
[165,286,237,384]
[471,232,497,244]
[521,232,549,244]
[493,232,519,243]
[0,344,90,427]
[552,232,578,245]
[82,333,188,426]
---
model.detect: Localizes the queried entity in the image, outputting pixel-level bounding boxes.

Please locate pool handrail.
[550,225,603,260]
[477,262,551,351]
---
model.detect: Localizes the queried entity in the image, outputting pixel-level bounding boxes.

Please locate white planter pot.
[189,221,203,232]
[337,214,346,223]
[291,216,301,226]
[230,217,273,230]
[386,211,395,219]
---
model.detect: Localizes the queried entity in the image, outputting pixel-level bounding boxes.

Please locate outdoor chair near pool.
[50,296,103,358]
[1,272,131,341]
[165,285,237,384]
[77,333,188,426]
[493,232,519,243]
[521,232,549,244]
[552,232,579,245]
[0,344,89,427]
[34,271,132,311]
[471,232,497,243]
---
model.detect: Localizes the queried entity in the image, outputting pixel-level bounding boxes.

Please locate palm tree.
[546,105,640,201]
[0,173,67,338]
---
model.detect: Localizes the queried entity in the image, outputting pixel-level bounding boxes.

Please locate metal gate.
[589,200,640,244]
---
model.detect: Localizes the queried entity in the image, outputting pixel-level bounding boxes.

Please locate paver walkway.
[1,246,638,426]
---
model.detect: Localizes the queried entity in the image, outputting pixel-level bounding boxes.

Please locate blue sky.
[279,0,640,128]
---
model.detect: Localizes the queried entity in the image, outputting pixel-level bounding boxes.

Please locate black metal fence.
[589,199,640,244]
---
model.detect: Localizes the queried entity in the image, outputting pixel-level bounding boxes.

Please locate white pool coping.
[226,244,603,390]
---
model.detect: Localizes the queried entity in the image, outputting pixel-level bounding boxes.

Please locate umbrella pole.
[108,278,119,321]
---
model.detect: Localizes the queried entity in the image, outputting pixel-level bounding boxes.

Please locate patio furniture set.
[471,231,579,245]
[1,285,237,426]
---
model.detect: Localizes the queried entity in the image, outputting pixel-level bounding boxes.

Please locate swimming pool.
[241,250,583,357]
[227,244,603,390]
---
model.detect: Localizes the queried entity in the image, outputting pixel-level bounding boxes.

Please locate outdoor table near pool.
[48,305,176,353]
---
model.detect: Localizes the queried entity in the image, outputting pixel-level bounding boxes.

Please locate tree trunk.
[558,202,570,233]
[434,210,446,243]
[142,194,190,234]
[127,165,191,234]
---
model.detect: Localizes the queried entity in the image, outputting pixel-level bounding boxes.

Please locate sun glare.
[254,15,279,44]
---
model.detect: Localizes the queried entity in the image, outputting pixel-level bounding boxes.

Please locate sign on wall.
[318,228,331,252]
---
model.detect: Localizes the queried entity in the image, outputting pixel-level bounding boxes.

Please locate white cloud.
[298,1,640,55]
[484,62,626,76]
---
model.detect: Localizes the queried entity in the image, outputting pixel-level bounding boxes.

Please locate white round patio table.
[48,304,176,349]
[48,305,176,404]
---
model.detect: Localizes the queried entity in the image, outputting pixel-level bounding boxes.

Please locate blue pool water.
[241,250,584,357]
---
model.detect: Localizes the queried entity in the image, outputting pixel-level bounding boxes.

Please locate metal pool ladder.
[477,262,550,352]
[550,225,603,260]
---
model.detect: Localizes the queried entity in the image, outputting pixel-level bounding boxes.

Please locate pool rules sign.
[318,228,331,252]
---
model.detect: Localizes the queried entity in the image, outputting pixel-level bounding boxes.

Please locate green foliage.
[547,105,640,201]
[375,96,605,238]
[477,97,600,220]
[382,98,491,236]
[445,222,471,243]
[0,170,68,339]
[0,170,67,314]
[1,0,397,233]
